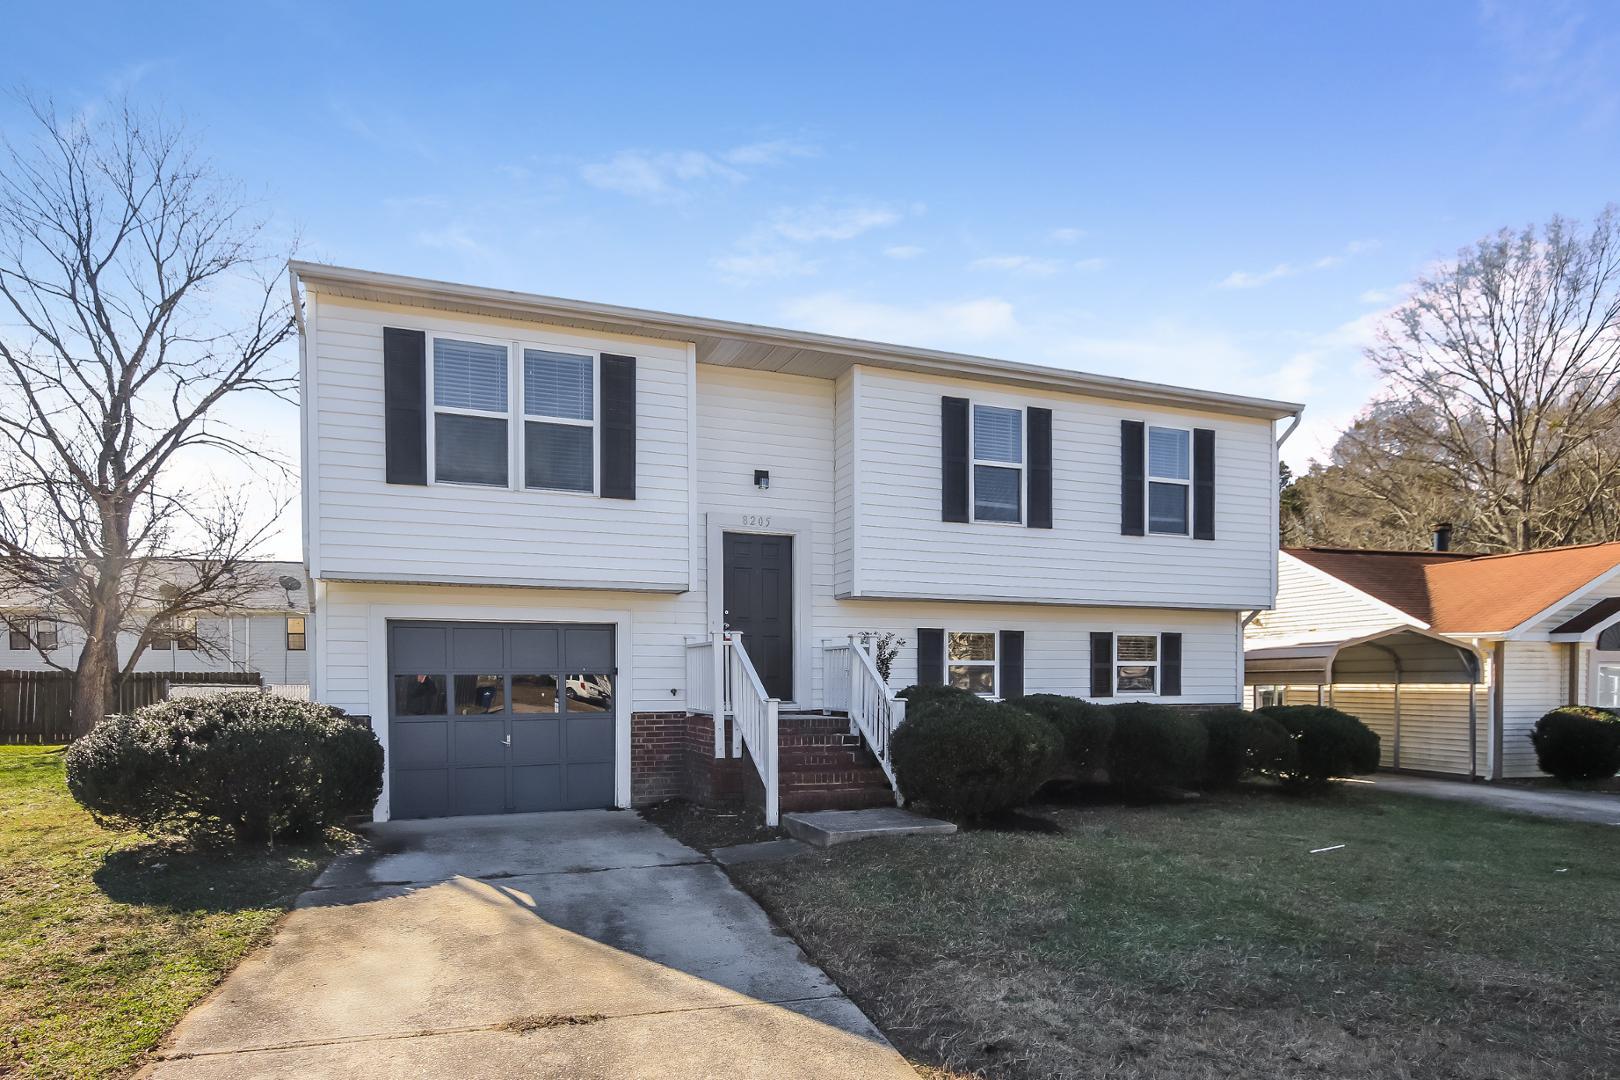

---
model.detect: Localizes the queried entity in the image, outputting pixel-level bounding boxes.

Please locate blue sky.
[7,1,1619,557]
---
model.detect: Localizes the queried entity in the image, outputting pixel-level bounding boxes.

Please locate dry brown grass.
[726,786,1620,1079]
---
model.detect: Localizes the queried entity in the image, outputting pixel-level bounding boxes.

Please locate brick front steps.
[776,712,896,812]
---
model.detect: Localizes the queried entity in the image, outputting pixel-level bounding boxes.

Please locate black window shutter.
[1160,632,1182,696]
[1120,420,1145,536]
[1027,408,1053,529]
[1192,428,1215,540]
[941,397,970,522]
[1090,632,1114,698]
[600,354,637,499]
[999,630,1025,698]
[383,327,427,485]
[917,628,945,686]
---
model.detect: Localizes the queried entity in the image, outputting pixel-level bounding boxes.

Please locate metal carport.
[1244,626,1485,779]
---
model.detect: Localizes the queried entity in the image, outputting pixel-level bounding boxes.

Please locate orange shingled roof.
[1285,541,1620,634]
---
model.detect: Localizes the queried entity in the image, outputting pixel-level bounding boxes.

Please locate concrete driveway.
[142,811,914,1079]
[1366,773,1620,826]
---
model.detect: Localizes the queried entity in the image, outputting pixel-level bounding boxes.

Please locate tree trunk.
[71,632,115,738]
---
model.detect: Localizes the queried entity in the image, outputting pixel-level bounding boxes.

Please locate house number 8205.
[742,514,772,528]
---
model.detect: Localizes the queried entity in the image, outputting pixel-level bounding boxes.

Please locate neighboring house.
[1246,538,1620,779]
[2,561,312,696]
[290,261,1302,822]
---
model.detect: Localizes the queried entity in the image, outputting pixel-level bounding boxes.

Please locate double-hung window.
[1147,426,1191,535]
[1115,634,1159,693]
[432,337,510,486]
[523,349,595,492]
[972,405,1023,523]
[286,616,307,651]
[947,631,998,695]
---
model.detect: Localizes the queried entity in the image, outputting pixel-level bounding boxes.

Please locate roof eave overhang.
[289,261,1305,421]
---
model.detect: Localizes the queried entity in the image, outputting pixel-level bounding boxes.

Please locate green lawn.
[729,787,1620,1080]
[0,745,345,1079]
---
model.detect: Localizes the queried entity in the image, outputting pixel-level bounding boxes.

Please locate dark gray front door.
[388,621,616,819]
[722,533,794,701]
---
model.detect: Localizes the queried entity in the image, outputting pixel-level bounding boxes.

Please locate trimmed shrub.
[1007,694,1115,777]
[897,683,977,707]
[1105,702,1209,796]
[1200,707,1297,788]
[66,691,383,845]
[1529,706,1620,781]
[1256,705,1380,790]
[890,693,1061,819]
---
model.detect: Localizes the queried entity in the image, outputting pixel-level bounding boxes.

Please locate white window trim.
[1115,632,1161,695]
[1145,424,1192,537]
[519,347,600,496]
[423,332,603,497]
[1590,651,1620,708]
[969,403,1025,526]
[1254,684,1285,709]
[946,629,999,697]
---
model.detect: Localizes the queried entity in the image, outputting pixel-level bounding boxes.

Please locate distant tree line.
[1282,207,1620,553]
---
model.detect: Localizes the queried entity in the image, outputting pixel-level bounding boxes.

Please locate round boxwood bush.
[890,694,1061,819]
[66,691,383,846]
[1529,706,1620,781]
[1255,704,1380,790]
[1105,702,1209,796]
[1007,694,1115,778]
[897,683,977,707]
[1199,707,1297,788]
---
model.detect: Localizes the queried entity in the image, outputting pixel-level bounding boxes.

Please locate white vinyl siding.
[305,296,690,591]
[847,366,1277,608]
[1248,554,1418,642]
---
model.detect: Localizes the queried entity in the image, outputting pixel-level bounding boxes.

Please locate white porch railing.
[685,631,779,825]
[822,637,907,805]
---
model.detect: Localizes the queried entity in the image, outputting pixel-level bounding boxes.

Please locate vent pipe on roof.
[1432,522,1453,552]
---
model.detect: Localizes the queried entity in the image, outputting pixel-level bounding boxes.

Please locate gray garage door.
[388,621,616,819]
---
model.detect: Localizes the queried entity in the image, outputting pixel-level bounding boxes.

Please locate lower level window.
[1255,685,1285,708]
[947,631,997,696]
[1596,662,1620,709]
[286,616,306,651]
[1116,634,1159,693]
[8,620,57,650]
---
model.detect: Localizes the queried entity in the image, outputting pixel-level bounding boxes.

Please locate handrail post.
[764,698,780,826]
[728,631,744,758]
[712,630,727,758]
[847,635,861,735]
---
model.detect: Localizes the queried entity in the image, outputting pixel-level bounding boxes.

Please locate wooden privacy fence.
[0,670,264,744]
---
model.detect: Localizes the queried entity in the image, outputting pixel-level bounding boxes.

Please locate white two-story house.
[290,262,1302,822]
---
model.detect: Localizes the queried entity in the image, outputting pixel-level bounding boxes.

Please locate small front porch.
[632,634,906,825]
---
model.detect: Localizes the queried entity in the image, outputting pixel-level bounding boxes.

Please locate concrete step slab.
[781,808,958,848]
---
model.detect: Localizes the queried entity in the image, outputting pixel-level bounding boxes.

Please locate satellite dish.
[277,575,303,592]
[158,583,181,600]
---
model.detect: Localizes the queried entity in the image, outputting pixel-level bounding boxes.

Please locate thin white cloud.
[580,139,818,202]
[971,254,1065,276]
[1073,257,1108,272]
[780,293,1018,347]
[768,202,900,242]
[713,250,820,283]
[883,244,925,260]
[414,225,491,256]
[1050,227,1087,244]
[1218,239,1379,290]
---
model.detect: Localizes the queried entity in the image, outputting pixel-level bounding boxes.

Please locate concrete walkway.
[1365,773,1620,826]
[141,811,914,1079]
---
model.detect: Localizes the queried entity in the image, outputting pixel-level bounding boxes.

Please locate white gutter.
[1275,411,1302,449]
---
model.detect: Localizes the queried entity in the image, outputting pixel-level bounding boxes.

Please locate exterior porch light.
[754,469,770,490]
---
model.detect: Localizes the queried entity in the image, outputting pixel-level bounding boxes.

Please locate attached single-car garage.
[388,621,617,819]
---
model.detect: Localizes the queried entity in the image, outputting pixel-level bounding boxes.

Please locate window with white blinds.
[432,337,510,486]
[523,349,595,492]
[1147,425,1190,534]
[971,404,1023,523]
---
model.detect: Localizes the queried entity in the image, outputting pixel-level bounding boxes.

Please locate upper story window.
[523,349,595,492]
[426,335,602,494]
[1146,426,1191,535]
[432,338,510,486]
[972,405,1023,523]
[947,630,998,695]
[286,616,307,651]
[8,620,58,651]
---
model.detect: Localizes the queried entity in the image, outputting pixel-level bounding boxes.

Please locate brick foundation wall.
[630,711,745,807]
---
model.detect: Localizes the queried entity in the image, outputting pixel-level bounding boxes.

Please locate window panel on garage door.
[388,621,616,819]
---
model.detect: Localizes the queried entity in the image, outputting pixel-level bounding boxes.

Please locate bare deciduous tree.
[0,98,295,735]
[1290,208,1620,553]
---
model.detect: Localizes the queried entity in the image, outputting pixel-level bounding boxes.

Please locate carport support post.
[1391,682,1401,770]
